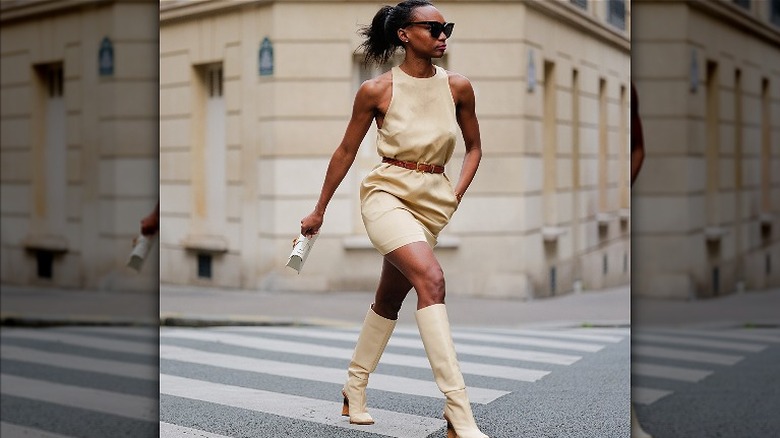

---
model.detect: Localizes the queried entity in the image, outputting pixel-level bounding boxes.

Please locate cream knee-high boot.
[416,304,489,438]
[631,406,652,438]
[342,305,397,425]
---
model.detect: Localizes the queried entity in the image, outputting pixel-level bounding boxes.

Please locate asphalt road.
[6,325,778,437]
[1,324,630,438]
[157,324,630,438]
[631,326,780,438]
[0,326,158,438]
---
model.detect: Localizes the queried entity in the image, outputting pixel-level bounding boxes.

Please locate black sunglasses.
[404,21,455,39]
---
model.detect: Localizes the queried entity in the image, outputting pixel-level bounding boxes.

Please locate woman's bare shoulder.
[355,70,392,108]
[445,70,472,91]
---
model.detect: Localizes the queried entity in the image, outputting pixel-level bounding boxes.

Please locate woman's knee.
[373,297,403,319]
[419,266,446,303]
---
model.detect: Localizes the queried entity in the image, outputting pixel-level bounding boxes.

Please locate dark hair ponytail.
[358,0,433,65]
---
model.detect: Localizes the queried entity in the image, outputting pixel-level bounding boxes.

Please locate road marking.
[632,386,673,405]
[633,333,766,352]
[0,374,157,422]
[160,374,446,438]
[1,329,156,355]
[468,328,625,343]
[388,327,605,352]
[159,422,234,438]
[61,326,159,340]
[632,345,743,365]
[160,345,508,403]
[0,422,77,438]
[220,326,582,364]
[1,345,157,381]
[632,362,713,382]
[387,338,580,365]
[161,330,550,382]
[644,328,780,344]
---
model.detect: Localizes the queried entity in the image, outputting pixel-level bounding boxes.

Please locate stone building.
[0,0,159,292]
[159,0,631,298]
[632,0,780,298]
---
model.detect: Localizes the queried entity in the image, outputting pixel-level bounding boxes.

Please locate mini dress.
[360,65,460,255]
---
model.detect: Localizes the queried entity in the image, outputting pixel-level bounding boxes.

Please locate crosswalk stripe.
[389,327,605,352]
[468,328,625,343]
[644,328,780,344]
[1,330,156,355]
[0,374,157,422]
[160,374,446,438]
[61,326,159,340]
[632,386,672,405]
[219,326,582,364]
[1,345,158,381]
[632,362,713,382]
[1,422,77,438]
[161,330,550,382]
[160,345,508,403]
[632,345,743,366]
[159,422,234,438]
[633,333,766,353]
[387,336,581,365]
[568,327,631,336]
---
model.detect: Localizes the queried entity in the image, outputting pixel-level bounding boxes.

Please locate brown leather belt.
[382,157,445,174]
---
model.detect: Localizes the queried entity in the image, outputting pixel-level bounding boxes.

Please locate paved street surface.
[631,326,780,438]
[0,326,158,438]
[159,324,630,438]
[3,284,779,436]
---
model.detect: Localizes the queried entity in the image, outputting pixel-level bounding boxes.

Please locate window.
[543,61,557,225]
[207,65,223,98]
[46,64,64,98]
[607,0,626,30]
[34,63,66,229]
[771,0,780,27]
[198,63,226,224]
[197,253,212,279]
[761,78,771,212]
[571,0,587,9]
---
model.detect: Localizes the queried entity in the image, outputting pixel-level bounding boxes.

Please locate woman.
[299,1,486,437]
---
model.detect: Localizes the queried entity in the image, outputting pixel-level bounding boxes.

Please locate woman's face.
[399,5,450,59]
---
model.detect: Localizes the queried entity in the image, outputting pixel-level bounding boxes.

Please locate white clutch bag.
[127,234,154,272]
[286,233,317,273]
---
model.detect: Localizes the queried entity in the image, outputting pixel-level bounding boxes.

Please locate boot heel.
[341,391,349,416]
[446,418,457,438]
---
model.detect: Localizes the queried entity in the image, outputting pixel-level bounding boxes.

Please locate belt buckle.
[416,162,426,173]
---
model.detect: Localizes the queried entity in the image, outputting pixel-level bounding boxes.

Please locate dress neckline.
[396,65,440,80]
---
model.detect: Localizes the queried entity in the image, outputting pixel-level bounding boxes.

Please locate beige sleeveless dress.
[360,65,460,255]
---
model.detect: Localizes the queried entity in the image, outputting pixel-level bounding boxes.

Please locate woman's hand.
[300,211,324,237]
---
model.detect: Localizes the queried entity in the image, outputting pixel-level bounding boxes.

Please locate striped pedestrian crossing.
[160,324,629,437]
[631,327,778,406]
[0,324,629,438]
[0,326,159,438]
[160,344,508,403]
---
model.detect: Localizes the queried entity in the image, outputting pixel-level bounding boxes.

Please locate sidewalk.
[1,283,630,328]
[159,284,631,328]
[3,282,777,328]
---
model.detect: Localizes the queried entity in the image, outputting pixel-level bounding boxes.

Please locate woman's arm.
[450,74,482,203]
[300,81,379,236]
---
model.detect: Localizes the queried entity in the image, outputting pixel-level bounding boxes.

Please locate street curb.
[0,312,355,328]
[158,313,356,328]
[1,313,157,327]
[2,312,636,329]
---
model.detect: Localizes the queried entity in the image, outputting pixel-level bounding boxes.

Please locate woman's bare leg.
[372,257,414,319]
[383,241,446,310]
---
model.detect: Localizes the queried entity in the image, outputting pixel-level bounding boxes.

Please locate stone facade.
[632,0,780,298]
[0,0,159,291]
[158,0,631,298]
